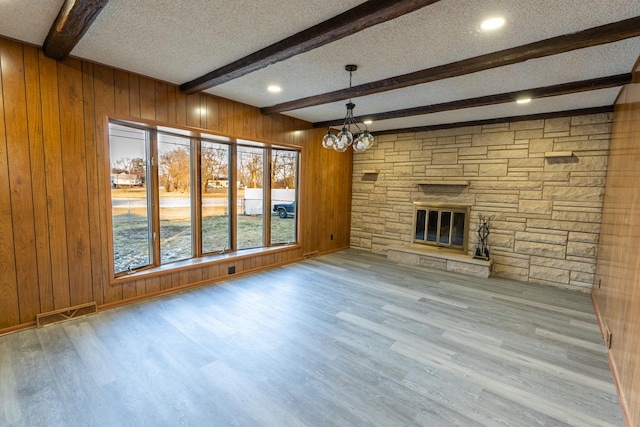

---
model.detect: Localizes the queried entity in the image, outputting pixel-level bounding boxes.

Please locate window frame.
[106,118,301,279]
[269,146,300,246]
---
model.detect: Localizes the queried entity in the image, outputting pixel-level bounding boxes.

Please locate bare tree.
[271,150,297,189]
[112,157,143,175]
[201,143,228,193]
[159,148,190,192]
[238,149,263,188]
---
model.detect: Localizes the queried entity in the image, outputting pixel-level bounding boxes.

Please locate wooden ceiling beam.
[372,106,614,136]
[313,74,632,128]
[262,16,640,115]
[180,0,440,94]
[43,0,109,61]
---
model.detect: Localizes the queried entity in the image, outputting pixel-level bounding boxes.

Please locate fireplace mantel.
[418,181,469,190]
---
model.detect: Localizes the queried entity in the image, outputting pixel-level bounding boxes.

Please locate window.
[108,121,300,276]
[237,146,265,249]
[201,140,230,254]
[109,124,152,274]
[158,132,193,263]
[271,148,298,244]
[413,204,469,252]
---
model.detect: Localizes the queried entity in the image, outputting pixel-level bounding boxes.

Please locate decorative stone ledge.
[387,244,493,278]
[418,181,469,191]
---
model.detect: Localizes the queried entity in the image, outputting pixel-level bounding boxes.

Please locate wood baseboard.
[0,321,37,337]
[591,292,633,427]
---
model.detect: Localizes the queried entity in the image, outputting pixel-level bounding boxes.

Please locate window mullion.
[264,147,272,246]
[149,130,161,267]
[192,137,202,257]
[229,144,238,252]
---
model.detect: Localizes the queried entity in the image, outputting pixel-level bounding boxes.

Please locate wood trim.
[591,292,606,341]
[229,145,238,251]
[372,106,614,136]
[180,0,440,93]
[262,17,640,114]
[608,351,633,427]
[592,293,633,427]
[313,74,631,128]
[192,136,202,256]
[0,321,37,337]
[43,0,110,60]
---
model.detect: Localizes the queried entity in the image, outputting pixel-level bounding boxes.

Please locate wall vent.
[36,302,98,328]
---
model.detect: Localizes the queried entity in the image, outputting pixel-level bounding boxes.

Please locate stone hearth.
[387,244,493,278]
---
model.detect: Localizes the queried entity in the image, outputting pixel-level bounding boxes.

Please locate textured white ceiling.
[287,38,640,127]
[0,0,65,45]
[0,0,639,133]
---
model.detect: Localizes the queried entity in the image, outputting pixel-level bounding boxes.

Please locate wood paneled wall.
[0,36,352,332]
[593,60,640,426]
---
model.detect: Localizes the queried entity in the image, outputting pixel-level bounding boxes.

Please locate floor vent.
[36,302,98,328]
[303,251,319,259]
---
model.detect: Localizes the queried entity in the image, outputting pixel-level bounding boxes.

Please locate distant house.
[205,177,229,189]
[111,173,142,188]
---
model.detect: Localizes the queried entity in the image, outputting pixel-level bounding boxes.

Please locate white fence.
[243,188,295,215]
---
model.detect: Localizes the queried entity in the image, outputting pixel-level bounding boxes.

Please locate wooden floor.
[0,249,623,426]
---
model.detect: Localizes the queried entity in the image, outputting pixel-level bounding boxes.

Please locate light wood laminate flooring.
[0,249,623,426]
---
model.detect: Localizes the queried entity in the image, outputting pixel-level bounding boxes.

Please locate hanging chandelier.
[322,65,375,153]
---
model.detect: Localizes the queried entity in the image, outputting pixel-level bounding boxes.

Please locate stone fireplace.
[387,204,490,278]
[350,113,612,290]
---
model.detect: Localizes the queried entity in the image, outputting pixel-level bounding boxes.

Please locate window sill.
[111,244,301,285]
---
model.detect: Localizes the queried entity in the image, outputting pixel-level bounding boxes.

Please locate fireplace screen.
[413,204,469,252]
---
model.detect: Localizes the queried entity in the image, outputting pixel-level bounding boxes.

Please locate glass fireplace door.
[414,204,469,252]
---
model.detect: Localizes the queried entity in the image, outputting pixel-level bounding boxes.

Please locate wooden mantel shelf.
[418,181,469,189]
[544,151,573,158]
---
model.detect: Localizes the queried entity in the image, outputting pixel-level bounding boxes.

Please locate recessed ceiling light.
[267,85,282,93]
[516,98,531,104]
[363,119,373,125]
[481,17,505,31]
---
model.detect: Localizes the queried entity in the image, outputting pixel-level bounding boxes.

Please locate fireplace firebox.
[413,203,470,253]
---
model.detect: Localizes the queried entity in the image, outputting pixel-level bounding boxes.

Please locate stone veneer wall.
[350,113,612,292]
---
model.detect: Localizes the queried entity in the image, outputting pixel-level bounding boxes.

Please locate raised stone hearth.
[387,244,493,278]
